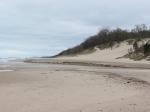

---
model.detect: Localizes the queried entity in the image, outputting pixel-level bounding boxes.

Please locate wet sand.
[0,61,150,112]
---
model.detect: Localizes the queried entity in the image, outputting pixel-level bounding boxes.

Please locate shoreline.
[24,58,150,69]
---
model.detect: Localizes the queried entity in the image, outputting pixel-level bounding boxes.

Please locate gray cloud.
[0,0,150,57]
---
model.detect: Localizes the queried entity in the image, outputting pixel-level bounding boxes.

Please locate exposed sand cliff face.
[58,42,131,61]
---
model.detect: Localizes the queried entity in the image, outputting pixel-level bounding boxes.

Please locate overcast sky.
[0,0,150,58]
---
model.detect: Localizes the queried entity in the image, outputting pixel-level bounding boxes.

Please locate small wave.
[0,70,14,72]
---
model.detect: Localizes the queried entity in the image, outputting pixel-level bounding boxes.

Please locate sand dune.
[59,42,131,60]
[56,42,150,64]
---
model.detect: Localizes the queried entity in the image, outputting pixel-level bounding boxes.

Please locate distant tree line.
[55,24,150,57]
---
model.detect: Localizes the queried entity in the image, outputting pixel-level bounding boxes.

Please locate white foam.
[0,70,14,72]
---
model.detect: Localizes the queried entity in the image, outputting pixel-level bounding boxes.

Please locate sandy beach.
[1,42,150,112]
[0,60,149,112]
[1,0,150,111]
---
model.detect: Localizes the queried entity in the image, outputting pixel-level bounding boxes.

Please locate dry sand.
[0,61,150,112]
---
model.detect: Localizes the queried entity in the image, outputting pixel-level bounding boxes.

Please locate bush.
[144,42,150,56]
